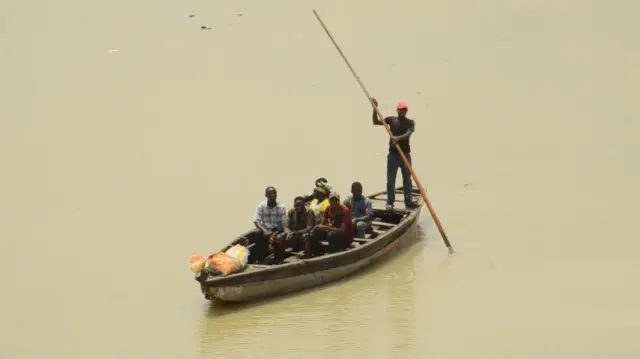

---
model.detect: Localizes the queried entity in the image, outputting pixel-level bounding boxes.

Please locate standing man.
[371,98,419,210]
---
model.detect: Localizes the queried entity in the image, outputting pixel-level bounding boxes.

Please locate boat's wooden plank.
[317,232,380,247]
[371,188,420,196]
[283,256,301,264]
[319,240,364,249]
[285,248,305,258]
[373,194,421,202]
[372,200,403,209]
[372,229,386,236]
[243,264,270,273]
[372,197,405,202]
[371,200,419,212]
[371,221,395,229]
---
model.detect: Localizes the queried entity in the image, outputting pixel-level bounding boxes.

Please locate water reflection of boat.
[194,186,423,302]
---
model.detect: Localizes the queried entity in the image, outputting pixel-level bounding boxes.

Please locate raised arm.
[370,97,386,125]
[373,108,381,125]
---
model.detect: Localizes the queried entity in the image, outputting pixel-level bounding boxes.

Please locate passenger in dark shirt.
[272,196,317,263]
[371,98,419,210]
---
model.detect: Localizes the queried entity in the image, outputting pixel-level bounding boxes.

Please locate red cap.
[396,101,408,109]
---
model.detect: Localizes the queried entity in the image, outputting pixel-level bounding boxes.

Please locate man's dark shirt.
[286,207,315,232]
[373,112,415,154]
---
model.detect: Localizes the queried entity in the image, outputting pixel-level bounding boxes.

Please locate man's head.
[293,196,306,213]
[314,181,331,201]
[329,191,341,210]
[351,181,363,200]
[265,186,277,204]
[396,101,408,118]
[315,177,328,187]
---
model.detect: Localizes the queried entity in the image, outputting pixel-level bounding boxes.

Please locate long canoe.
[194,186,423,302]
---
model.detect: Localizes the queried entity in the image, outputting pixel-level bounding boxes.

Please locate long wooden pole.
[312,9,454,254]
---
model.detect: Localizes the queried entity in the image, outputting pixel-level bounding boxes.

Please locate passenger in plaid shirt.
[247,186,288,263]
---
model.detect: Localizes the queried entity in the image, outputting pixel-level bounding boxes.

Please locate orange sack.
[189,254,205,264]
[205,252,243,276]
[188,254,206,273]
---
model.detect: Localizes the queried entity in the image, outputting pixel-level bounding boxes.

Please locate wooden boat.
[194,186,423,302]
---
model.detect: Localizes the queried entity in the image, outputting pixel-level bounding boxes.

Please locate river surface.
[2,0,639,358]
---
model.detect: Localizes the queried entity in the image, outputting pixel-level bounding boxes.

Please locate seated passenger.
[307,181,331,223]
[302,178,329,203]
[272,196,317,263]
[246,186,287,264]
[314,191,354,254]
[343,181,374,238]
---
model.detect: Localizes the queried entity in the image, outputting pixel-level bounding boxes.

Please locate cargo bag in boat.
[188,254,207,273]
[204,253,242,276]
[224,244,249,267]
[188,244,250,276]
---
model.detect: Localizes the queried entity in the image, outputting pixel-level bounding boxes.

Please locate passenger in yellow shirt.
[307,181,331,223]
[302,178,329,203]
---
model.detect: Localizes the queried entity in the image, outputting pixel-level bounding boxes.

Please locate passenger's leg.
[326,231,350,253]
[355,220,369,238]
[326,231,339,253]
[301,233,311,258]
[247,228,268,264]
[289,233,305,252]
[386,153,400,208]
[309,229,327,257]
[273,232,288,264]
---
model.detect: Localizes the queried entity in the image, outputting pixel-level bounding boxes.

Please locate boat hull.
[202,207,421,302]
